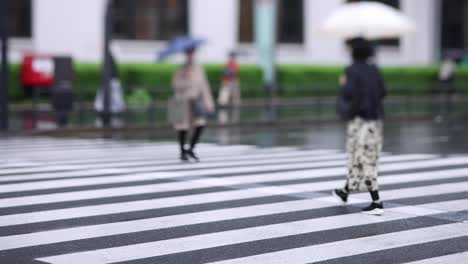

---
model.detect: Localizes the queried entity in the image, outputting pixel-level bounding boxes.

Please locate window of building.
[277,0,303,43]
[239,0,254,43]
[8,0,32,38]
[238,0,304,44]
[112,0,189,41]
[347,0,401,47]
[441,0,465,51]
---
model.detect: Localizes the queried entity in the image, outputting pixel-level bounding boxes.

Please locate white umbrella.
[322,2,415,40]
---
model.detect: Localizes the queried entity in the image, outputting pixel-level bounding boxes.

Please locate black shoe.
[186,150,199,162]
[332,189,348,203]
[362,202,384,215]
[180,151,189,162]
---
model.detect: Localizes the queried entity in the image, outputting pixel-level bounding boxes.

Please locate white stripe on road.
[206,223,468,264]
[161,156,468,178]
[0,146,308,167]
[0,154,348,179]
[0,154,433,193]
[2,165,468,208]
[35,212,468,264]
[222,165,468,187]
[2,198,465,251]
[0,146,305,168]
[403,252,468,264]
[0,185,298,227]
[1,180,467,228]
[0,144,257,161]
[0,148,336,182]
[0,145,261,175]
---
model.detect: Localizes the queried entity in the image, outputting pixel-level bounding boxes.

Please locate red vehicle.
[20,53,55,94]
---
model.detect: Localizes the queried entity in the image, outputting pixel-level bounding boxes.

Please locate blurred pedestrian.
[333,37,387,215]
[94,52,126,127]
[218,51,241,107]
[434,55,456,122]
[169,46,215,162]
[51,83,74,127]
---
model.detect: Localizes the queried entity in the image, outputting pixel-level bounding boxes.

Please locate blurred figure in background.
[333,38,387,215]
[434,55,456,122]
[94,53,126,127]
[218,51,241,107]
[218,51,241,124]
[170,47,215,162]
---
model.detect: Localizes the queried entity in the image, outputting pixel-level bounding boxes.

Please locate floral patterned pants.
[346,118,383,192]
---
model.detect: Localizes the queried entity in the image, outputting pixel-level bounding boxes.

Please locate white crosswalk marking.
[206,223,468,264]
[0,138,467,264]
[403,252,468,264]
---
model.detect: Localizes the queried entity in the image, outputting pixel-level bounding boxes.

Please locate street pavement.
[0,136,467,263]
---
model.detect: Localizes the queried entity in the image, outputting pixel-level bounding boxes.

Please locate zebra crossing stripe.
[0,150,344,183]
[2,197,466,251]
[0,149,337,175]
[213,165,468,187]
[403,252,468,264]
[148,156,468,178]
[0,161,44,169]
[0,148,341,176]
[202,223,468,264]
[0,153,433,186]
[0,154,435,193]
[0,168,132,184]
[1,140,468,263]
[0,152,348,177]
[2,165,468,208]
[34,213,468,264]
[0,147,313,168]
[1,179,467,228]
[3,158,468,208]
[0,186,299,227]
[0,145,262,174]
[0,144,257,161]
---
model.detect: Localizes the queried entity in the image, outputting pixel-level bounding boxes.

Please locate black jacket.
[341,62,387,120]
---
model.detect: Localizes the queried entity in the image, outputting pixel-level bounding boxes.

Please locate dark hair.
[346,37,374,62]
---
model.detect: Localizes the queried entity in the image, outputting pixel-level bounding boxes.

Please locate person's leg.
[178,130,188,161]
[187,126,204,161]
[333,119,359,203]
[344,183,350,193]
[333,181,349,203]
[361,190,384,215]
[232,81,241,107]
[361,121,384,215]
[369,190,381,202]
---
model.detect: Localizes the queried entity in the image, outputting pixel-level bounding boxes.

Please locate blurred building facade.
[6,0,466,65]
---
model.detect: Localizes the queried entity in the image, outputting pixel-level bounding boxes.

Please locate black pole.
[0,0,9,131]
[102,0,112,127]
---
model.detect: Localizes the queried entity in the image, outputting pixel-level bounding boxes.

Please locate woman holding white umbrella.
[333,37,387,215]
[325,2,414,215]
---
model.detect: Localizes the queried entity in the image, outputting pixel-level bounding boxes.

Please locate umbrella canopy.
[322,2,415,40]
[157,36,206,61]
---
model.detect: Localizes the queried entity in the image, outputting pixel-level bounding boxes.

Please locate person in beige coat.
[171,47,215,161]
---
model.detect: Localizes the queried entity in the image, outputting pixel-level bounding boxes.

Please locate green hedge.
[276,65,446,97]
[7,64,23,100]
[71,63,264,100]
[7,63,468,101]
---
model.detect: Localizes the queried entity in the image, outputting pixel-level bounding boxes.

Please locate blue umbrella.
[157,36,206,61]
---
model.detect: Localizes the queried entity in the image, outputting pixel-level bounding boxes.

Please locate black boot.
[178,130,188,162]
[188,126,204,162]
[361,202,384,215]
[362,190,384,215]
[332,189,348,203]
[186,149,199,162]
